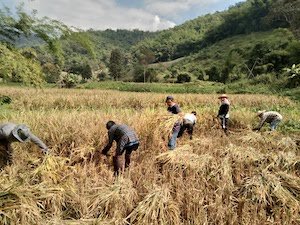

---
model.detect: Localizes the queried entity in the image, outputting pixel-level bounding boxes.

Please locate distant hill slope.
[60,29,157,63]
[171,28,296,79]
[132,0,299,63]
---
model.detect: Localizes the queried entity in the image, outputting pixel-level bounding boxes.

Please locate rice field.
[0,86,299,225]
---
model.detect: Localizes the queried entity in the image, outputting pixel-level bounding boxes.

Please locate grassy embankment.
[0,86,299,224]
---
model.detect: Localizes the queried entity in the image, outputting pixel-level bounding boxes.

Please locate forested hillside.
[0,0,299,93]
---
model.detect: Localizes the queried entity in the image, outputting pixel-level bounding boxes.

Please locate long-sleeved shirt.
[218,99,230,118]
[183,113,197,125]
[167,104,181,114]
[103,124,139,154]
[167,104,182,132]
[0,123,48,152]
[256,111,283,129]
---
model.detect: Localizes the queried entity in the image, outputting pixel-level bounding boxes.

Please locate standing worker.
[165,96,183,150]
[101,121,139,176]
[217,94,230,134]
[0,122,49,168]
[178,111,197,140]
[253,110,283,131]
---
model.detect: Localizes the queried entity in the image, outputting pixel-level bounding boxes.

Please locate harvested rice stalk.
[240,170,300,210]
[224,144,265,164]
[156,145,214,174]
[125,185,180,225]
[87,177,137,219]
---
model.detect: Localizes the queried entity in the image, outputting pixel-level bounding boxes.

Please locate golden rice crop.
[0,86,299,225]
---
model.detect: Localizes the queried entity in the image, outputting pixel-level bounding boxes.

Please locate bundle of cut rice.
[125,185,180,225]
[156,145,214,174]
[86,177,137,219]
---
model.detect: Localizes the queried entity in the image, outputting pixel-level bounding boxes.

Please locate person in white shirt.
[177,111,197,140]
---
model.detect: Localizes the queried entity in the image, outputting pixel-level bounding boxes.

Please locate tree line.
[0,0,299,88]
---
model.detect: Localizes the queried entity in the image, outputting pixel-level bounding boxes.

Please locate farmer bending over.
[178,111,197,140]
[101,121,139,176]
[253,110,283,131]
[0,123,48,168]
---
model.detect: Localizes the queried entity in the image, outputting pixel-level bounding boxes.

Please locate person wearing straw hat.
[217,94,230,134]
[101,121,139,176]
[253,110,283,131]
[0,123,49,168]
[165,96,183,150]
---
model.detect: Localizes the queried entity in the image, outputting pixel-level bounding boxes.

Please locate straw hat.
[12,125,30,142]
[218,94,228,99]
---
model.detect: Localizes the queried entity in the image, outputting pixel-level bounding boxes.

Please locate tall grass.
[0,86,299,224]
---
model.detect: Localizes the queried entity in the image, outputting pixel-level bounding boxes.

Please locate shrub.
[42,63,61,83]
[57,72,82,88]
[0,44,44,86]
[284,64,300,88]
[0,95,12,105]
[177,73,191,83]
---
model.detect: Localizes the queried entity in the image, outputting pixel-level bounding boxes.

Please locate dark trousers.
[219,117,228,133]
[0,140,12,169]
[177,123,194,140]
[113,143,139,176]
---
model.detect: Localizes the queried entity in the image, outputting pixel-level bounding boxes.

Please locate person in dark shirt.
[165,96,183,150]
[166,96,181,114]
[101,121,139,176]
[217,94,230,134]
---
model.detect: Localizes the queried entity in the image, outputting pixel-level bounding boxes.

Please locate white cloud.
[144,0,220,18]
[3,0,243,31]
[23,0,176,31]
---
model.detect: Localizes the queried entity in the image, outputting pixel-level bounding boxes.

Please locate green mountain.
[130,0,300,87]
[1,0,299,91]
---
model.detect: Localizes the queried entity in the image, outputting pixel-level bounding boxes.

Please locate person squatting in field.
[253,110,283,131]
[101,121,139,176]
[165,96,184,150]
[217,94,230,134]
[177,111,197,140]
[0,123,48,169]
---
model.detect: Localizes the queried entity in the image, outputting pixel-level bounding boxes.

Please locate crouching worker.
[178,111,197,140]
[253,110,283,131]
[0,123,49,169]
[101,121,139,176]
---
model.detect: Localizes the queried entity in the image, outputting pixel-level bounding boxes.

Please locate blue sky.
[1,0,246,31]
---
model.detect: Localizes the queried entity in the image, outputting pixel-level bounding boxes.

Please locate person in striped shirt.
[101,121,139,176]
[253,110,283,131]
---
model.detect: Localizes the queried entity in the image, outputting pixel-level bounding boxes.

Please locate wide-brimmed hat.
[218,94,228,99]
[12,125,30,142]
[257,110,266,116]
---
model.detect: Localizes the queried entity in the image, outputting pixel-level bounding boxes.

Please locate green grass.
[80,80,225,94]
[2,80,299,102]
